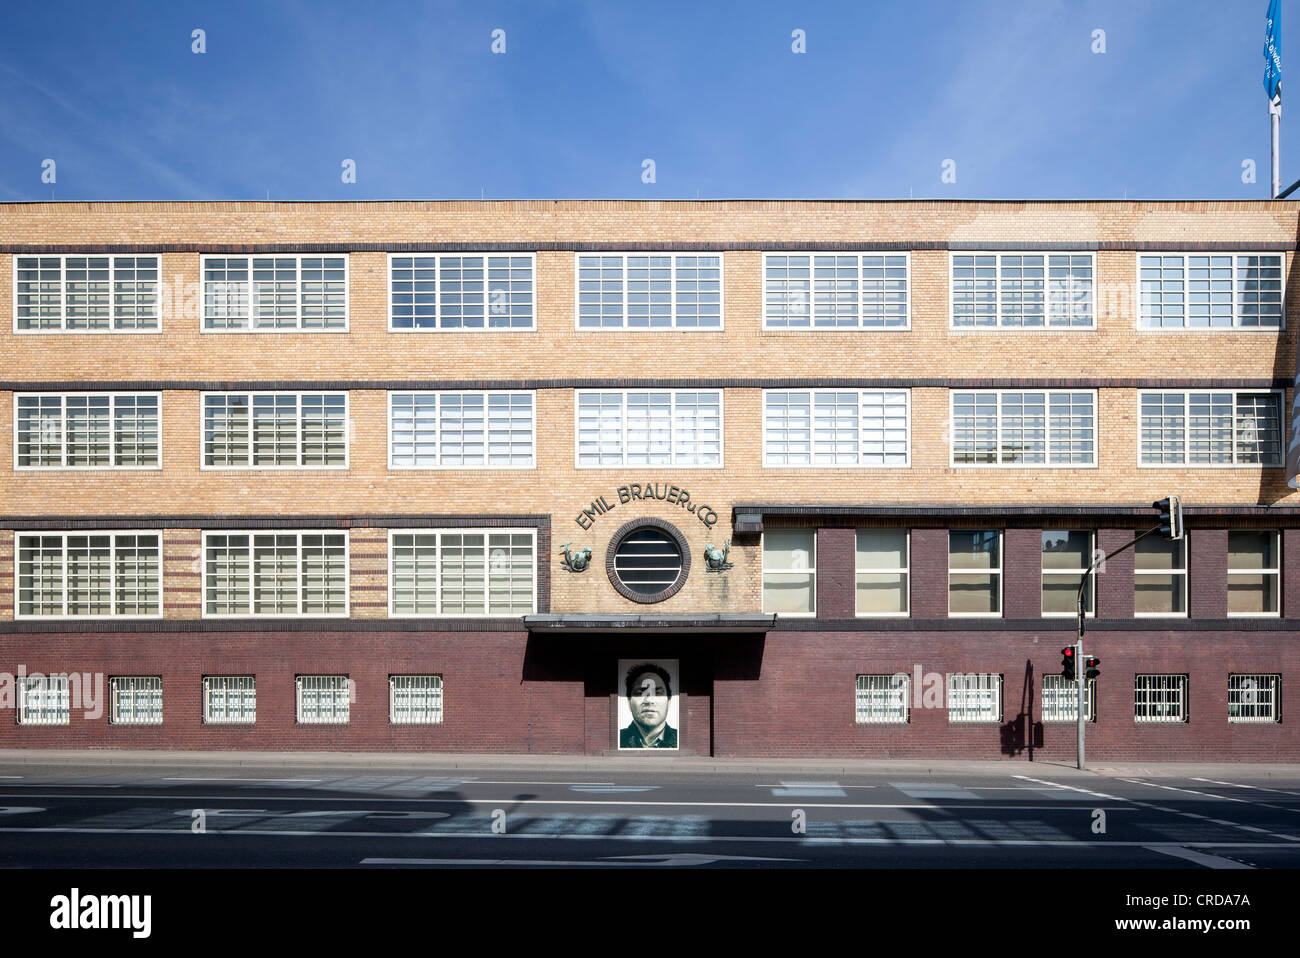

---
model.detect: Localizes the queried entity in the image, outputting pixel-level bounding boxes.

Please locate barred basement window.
[203,392,348,468]
[1138,254,1283,328]
[855,531,909,615]
[390,675,444,724]
[203,532,348,617]
[762,530,816,615]
[1134,536,1187,617]
[202,676,256,724]
[575,390,722,467]
[1042,531,1094,616]
[950,391,1096,465]
[1139,391,1283,466]
[948,673,1002,723]
[576,254,722,328]
[110,677,163,725]
[389,530,536,616]
[855,674,910,724]
[17,674,70,726]
[389,391,535,468]
[15,393,160,469]
[1228,674,1280,724]
[296,675,351,724]
[15,255,160,331]
[949,530,1001,616]
[951,253,1094,327]
[202,255,347,330]
[1135,674,1188,723]
[16,533,161,618]
[389,254,534,330]
[1042,674,1096,723]
[1228,531,1281,616]
[763,253,909,328]
[763,390,909,466]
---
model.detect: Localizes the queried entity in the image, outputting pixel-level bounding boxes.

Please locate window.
[15,393,160,469]
[763,391,909,466]
[1135,674,1188,723]
[951,253,1094,327]
[16,533,161,618]
[389,254,534,330]
[855,674,910,724]
[389,530,536,616]
[949,531,1001,616]
[202,255,347,330]
[576,254,722,328]
[203,532,348,617]
[203,392,347,468]
[390,675,444,725]
[17,674,70,725]
[856,531,909,615]
[1042,674,1096,722]
[762,530,816,615]
[1228,674,1280,724]
[110,677,163,725]
[1042,531,1094,616]
[1228,531,1281,616]
[296,675,351,724]
[950,391,1096,465]
[575,391,722,467]
[608,520,689,603]
[1134,536,1186,616]
[1139,254,1283,328]
[764,253,909,328]
[1139,391,1283,466]
[948,673,1002,723]
[15,255,159,331]
[202,676,256,724]
[389,391,535,468]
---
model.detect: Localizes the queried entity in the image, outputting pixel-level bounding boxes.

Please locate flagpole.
[1273,95,1282,198]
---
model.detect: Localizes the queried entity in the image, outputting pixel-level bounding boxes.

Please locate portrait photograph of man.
[617,660,680,750]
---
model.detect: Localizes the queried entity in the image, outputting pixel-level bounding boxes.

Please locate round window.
[607,518,691,603]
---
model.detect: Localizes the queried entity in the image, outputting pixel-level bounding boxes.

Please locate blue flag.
[1266,0,1283,101]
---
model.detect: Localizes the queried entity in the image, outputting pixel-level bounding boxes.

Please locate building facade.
[0,199,1297,760]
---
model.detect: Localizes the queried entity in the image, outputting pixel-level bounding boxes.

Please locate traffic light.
[1153,495,1183,540]
[1084,656,1100,680]
[1061,646,1076,681]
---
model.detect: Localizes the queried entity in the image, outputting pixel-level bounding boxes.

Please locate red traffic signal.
[1084,656,1100,680]
[1060,647,1076,680]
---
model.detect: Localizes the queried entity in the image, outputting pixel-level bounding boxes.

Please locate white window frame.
[1133,535,1188,618]
[201,530,350,619]
[574,390,724,469]
[295,674,352,725]
[17,674,71,726]
[389,674,445,725]
[109,676,163,726]
[387,390,536,470]
[202,675,256,725]
[1134,674,1189,723]
[1041,530,1095,618]
[762,389,910,467]
[761,529,817,617]
[855,673,910,724]
[948,530,1003,618]
[386,252,536,332]
[1136,390,1285,468]
[1228,673,1281,724]
[949,390,1098,467]
[13,254,162,334]
[854,530,910,617]
[1136,252,1286,330]
[200,391,350,470]
[762,251,911,330]
[949,251,1097,329]
[1227,530,1282,618]
[1042,674,1096,723]
[200,253,349,333]
[573,252,725,330]
[14,392,163,471]
[947,673,1003,723]
[14,531,163,620]
[387,528,538,618]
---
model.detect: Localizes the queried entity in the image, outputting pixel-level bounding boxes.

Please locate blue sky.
[0,0,1292,201]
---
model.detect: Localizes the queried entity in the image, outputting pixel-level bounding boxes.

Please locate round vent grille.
[606,519,691,603]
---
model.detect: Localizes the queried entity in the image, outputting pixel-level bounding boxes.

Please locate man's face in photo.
[628,672,669,733]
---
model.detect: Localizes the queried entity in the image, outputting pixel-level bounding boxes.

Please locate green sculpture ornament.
[559,542,592,573]
[704,540,732,572]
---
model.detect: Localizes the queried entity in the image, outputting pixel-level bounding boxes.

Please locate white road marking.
[162,777,323,783]
[362,852,803,867]
[1192,777,1300,799]
[1145,846,1254,869]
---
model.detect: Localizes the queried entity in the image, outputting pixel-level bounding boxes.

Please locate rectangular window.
[16,533,161,618]
[1042,674,1096,722]
[764,253,909,328]
[296,675,351,724]
[1228,674,1280,724]
[203,532,348,617]
[389,391,535,468]
[15,393,161,469]
[763,391,909,466]
[951,253,1095,327]
[1042,530,1095,616]
[17,674,71,725]
[110,676,163,725]
[950,391,1095,465]
[575,390,722,467]
[15,255,159,331]
[856,530,909,615]
[1135,674,1188,723]
[203,392,347,468]
[202,255,347,331]
[762,530,816,615]
[390,675,444,724]
[1139,391,1283,466]
[389,253,534,330]
[855,674,910,724]
[390,530,536,617]
[1139,254,1283,328]
[1228,531,1281,616]
[948,673,1002,723]
[949,531,1001,616]
[1134,537,1187,616]
[576,254,722,328]
[202,675,256,724]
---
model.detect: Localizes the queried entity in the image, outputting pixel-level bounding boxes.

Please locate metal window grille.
[1139,254,1282,328]
[390,392,534,468]
[855,674,910,724]
[296,675,351,724]
[1228,674,1280,724]
[17,674,71,726]
[1134,674,1188,723]
[1042,674,1095,722]
[578,254,721,328]
[390,675,444,725]
[613,528,683,597]
[947,673,1002,723]
[17,255,158,331]
[202,675,256,724]
[110,676,163,725]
